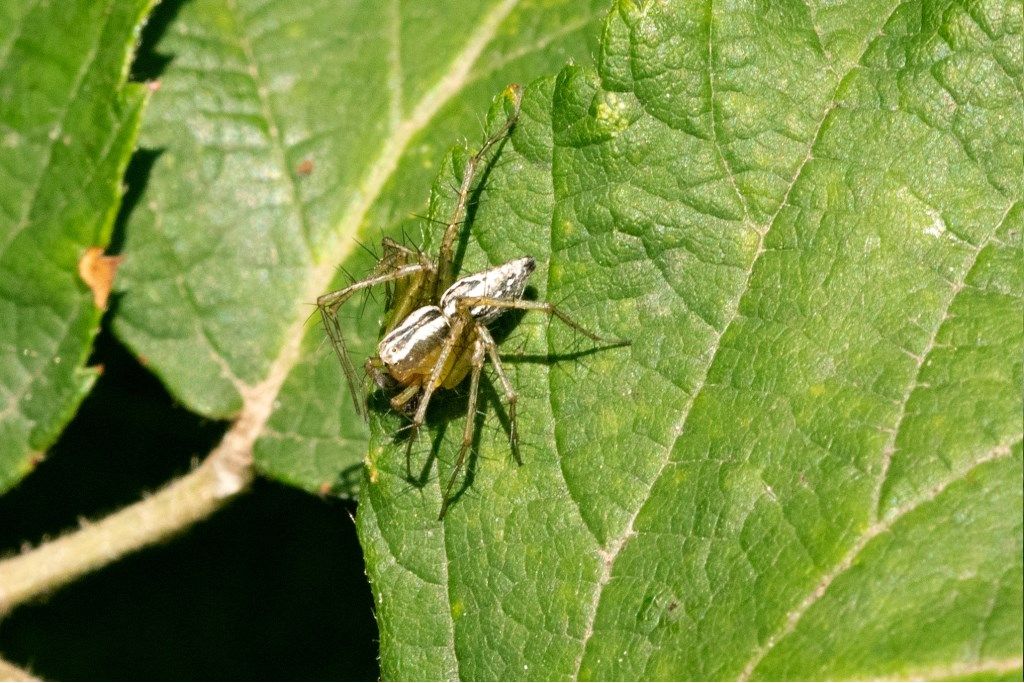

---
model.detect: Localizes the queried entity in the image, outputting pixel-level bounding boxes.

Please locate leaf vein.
[178,277,249,396]
[0,299,83,426]
[223,0,316,260]
[571,4,905,674]
[548,245,604,548]
[468,10,602,86]
[877,657,1024,682]
[738,192,1017,677]
[705,0,753,224]
[0,0,116,261]
[0,0,42,80]
[436,464,461,680]
[871,200,1017,518]
[736,439,1021,680]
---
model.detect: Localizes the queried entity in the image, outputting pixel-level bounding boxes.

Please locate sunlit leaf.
[356,0,1023,679]
[0,0,154,491]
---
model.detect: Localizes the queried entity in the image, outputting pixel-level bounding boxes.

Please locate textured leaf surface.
[109,0,607,496]
[356,0,1023,679]
[0,0,153,491]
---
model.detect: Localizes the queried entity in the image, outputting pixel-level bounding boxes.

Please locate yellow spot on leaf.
[78,247,122,310]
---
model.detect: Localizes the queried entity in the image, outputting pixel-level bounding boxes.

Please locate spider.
[317,85,627,519]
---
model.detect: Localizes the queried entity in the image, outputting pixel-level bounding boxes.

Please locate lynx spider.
[317,85,627,519]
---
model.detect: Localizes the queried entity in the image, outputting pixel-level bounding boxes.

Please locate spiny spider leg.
[432,86,523,300]
[438,334,486,520]
[364,354,424,481]
[454,296,631,346]
[476,324,521,466]
[317,262,429,418]
[377,238,413,312]
[387,382,421,479]
[398,87,524,476]
[440,296,625,512]
[378,236,424,263]
[389,382,421,412]
[402,310,471,472]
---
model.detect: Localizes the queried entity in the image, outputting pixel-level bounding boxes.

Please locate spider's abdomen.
[440,256,535,323]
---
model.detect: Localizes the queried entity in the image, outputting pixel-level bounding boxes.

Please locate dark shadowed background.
[0,327,379,680]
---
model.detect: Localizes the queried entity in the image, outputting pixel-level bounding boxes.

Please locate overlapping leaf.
[0,0,154,491]
[356,0,1023,679]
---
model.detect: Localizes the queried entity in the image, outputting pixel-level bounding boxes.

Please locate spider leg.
[390,382,421,412]
[317,263,428,419]
[403,311,470,476]
[456,296,631,346]
[385,382,419,483]
[439,334,486,520]
[475,325,521,466]
[375,237,435,329]
[383,381,422,481]
[432,86,523,298]
[379,237,425,264]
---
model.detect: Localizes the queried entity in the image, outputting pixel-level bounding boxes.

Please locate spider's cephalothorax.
[317,85,627,518]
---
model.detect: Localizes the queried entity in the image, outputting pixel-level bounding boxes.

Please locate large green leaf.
[109,0,608,496]
[0,0,154,492]
[356,0,1023,679]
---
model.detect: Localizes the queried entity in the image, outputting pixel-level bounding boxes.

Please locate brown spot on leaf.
[296,158,314,176]
[78,247,123,310]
